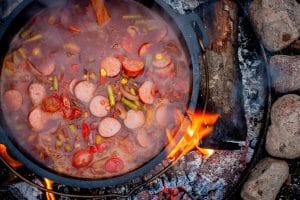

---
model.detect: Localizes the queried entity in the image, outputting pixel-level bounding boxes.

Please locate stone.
[162,0,202,14]
[241,157,289,200]
[269,55,300,93]
[265,94,300,159]
[249,0,300,52]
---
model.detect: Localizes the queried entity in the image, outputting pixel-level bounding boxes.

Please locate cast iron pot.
[0,0,207,188]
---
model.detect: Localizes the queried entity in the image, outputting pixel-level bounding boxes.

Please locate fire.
[167,111,219,160]
[0,144,23,168]
[44,178,56,200]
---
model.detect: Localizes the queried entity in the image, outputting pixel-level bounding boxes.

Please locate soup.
[1,0,191,178]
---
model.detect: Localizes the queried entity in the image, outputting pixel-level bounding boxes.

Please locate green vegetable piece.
[89,72,97,80]
[53,76,58,91]
[130,88,141,107]
[55,140,63,149]
[64,143,72,152]
[68,124,77,135]
[20,27,32,39]
[107,84,116,107]
[121,97,139,110]
[25,34,43,43]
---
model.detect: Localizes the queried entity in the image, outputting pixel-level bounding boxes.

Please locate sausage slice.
[155,104,177,127]
[136,129,151,147]
[74,81,96,103]
[28,108,47,131]
[138,43,152,57]
[152,53,171,68]
[98,117,121,137]
[72,149,94,168]
[154,61,176,77]
[69,79,78,95]
[104,157,124,173]
[39,60,56,76]
[122,58,144,77]
[29,83,46,105]
[124,110,145,129]
[100,57,121,77]
[89,95,109,117]
[138,80,155,104]
[4,89,23,111]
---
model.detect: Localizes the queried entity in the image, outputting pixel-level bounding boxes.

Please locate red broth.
[1,0,191,178]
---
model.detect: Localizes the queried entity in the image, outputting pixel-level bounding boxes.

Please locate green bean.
[107,84,116,107]
[130,88,141,107]
[53,76,58,91]
[25,34,42,43]
[20,26,32,39]
[121,97,139,110]
[122,14,142,20]
[17,48,27,59]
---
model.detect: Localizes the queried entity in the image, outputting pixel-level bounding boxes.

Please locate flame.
[0,144,23,168]
[167,111,219,160]
[44,178,56,200]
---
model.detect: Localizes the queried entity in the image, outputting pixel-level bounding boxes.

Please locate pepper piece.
[82,122,90,140]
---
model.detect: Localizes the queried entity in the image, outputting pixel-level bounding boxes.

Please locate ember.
[44,178,55,200]
[167,111,219,160]
[0,144,22,168]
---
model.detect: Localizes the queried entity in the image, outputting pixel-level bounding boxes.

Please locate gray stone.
[249,0,300,52]
[269,55,300,93]
[162,0,203,14]
[266,94,300,159]
[241,158,289,200]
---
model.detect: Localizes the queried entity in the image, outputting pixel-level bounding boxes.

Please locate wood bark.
[200,0,247,147]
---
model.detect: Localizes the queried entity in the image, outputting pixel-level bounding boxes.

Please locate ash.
[237,14,267,157]
[1,0,267,199]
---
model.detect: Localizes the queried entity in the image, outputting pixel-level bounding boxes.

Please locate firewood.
[200,0,247,147]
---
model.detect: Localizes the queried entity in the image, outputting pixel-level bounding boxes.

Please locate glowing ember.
[167,111,219,160]
[44,178,56,200]
[0,144,23,168]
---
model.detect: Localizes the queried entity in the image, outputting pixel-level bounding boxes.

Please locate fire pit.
[0,0,298,199]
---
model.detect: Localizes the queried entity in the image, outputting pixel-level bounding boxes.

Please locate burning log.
[166,111,219,160]
[90,0,111,26]
[200,0,247,148]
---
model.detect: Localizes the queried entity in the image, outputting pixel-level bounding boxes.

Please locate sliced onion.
[120,86,139,101]
[115,102,127,119]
